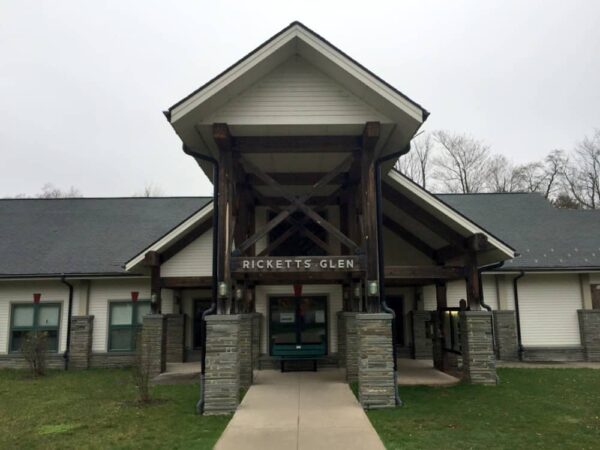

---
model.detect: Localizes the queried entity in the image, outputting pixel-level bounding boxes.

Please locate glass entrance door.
[269,296,327,355]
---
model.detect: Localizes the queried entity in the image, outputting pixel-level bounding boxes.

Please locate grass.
[358,368,600,450]
[0,369,230,449]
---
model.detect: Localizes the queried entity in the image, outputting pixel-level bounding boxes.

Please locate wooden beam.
[435,233,489,262]
[247,172,345,186]
[384,265,466,280]
[360,123,381,312]
[213,123,233,151]
[145,251,161,313]
[234,135,361,153]
[381,182,467,250]
[382,214,437,260]
[362,121,381,151]
[160,277,212,289]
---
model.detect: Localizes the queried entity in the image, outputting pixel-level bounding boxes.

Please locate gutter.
[182,144,219,415]
[375,143,411,407]
[60,275,74,370]
[478,261,505,311]
[512,271,525,361]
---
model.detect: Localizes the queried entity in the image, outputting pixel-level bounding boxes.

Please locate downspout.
[182,144,219,415]
[60,275,74,370]
[375,144,411,407]
[512,271,525,361]
[477,261,505,312]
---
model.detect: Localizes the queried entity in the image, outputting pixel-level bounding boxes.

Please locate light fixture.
[367,280,379,297]
[151,293,158,304]
[218,281,229,298]
[234,287,243,301]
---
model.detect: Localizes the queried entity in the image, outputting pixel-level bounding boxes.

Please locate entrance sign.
[231,256,363,273]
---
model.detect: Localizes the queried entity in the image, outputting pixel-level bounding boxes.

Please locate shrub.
[21,331,48,377]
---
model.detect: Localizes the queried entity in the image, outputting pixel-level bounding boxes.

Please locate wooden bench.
[271,341,326,372]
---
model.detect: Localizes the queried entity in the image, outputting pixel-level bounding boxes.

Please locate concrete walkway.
[214,369,385,450]
[397,358,460,386]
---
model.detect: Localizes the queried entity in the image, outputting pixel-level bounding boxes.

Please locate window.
[10,303,61,352]
[108,301,151,351]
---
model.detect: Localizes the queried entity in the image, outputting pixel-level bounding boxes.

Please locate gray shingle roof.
[438,192,600,270]
[1,193,598,277]
[0,197,211,277]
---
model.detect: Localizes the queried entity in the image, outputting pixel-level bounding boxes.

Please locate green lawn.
[364,368,600,450]
[0,369,230,449]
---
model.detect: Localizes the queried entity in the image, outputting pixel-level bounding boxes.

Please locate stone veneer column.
[343,312,359,382]
[411,311,433,359]
[251,313,261,369]
[357,313,396,409]
[337,312,346,367]
[459,311,497,384]
[493,311,519,361]
[165,314,185,363]
[141,314,167,378]
[69,316,94,369]
[204,314,241,415]
[238,314,253,390]
[578,310,600,361]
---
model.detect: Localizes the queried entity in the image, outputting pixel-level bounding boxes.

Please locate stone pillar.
[337,312,346,367]
[238,314,253,390]
[165,314,185,363]
[69,315,94,369]
[204,314,241,415]
[141,314,166,378]
[411,311,433,359]
[251,313,261,369]
[357,313,395,409]
[343,312,359,383]
[578,310,600,361]
[493,311,519,361]
[459,311,497,384]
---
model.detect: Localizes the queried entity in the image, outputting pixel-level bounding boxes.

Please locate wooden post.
[435,281,449,372]
[360,122,380,312]
[466,253,482,310]
[145,251,161,313]
[215,123,234,314]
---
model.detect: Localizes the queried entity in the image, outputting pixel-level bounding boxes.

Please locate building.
[1,22,599,414]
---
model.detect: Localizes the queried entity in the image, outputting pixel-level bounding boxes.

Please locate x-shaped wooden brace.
[236,154,360,255]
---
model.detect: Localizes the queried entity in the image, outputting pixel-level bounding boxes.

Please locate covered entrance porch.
[152,22,516,415]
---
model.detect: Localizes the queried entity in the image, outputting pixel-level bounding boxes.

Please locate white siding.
[518,274,582,347]
[88,278,150,352]
[423,277,498,310]
[255,284,343,355]
[0,280,75,354]
[590,273,600,284]
[160,230,213,277]
[206,55,389,125]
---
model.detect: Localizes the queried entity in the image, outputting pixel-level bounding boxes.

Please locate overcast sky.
[2,0,599,197]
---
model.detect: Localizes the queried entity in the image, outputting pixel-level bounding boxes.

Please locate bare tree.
[395,133,434,189]
[563,130,600,209]
[135,182,164,197]
[485,154,525,193]
[37,183,82,198]
[431,131,490,193]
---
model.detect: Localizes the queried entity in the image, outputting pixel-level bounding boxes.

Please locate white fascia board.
[295,27,423,123]
[170,30,295,122]
[386,170,516,259]
[124,202,213,272]
[171,24,424,126]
